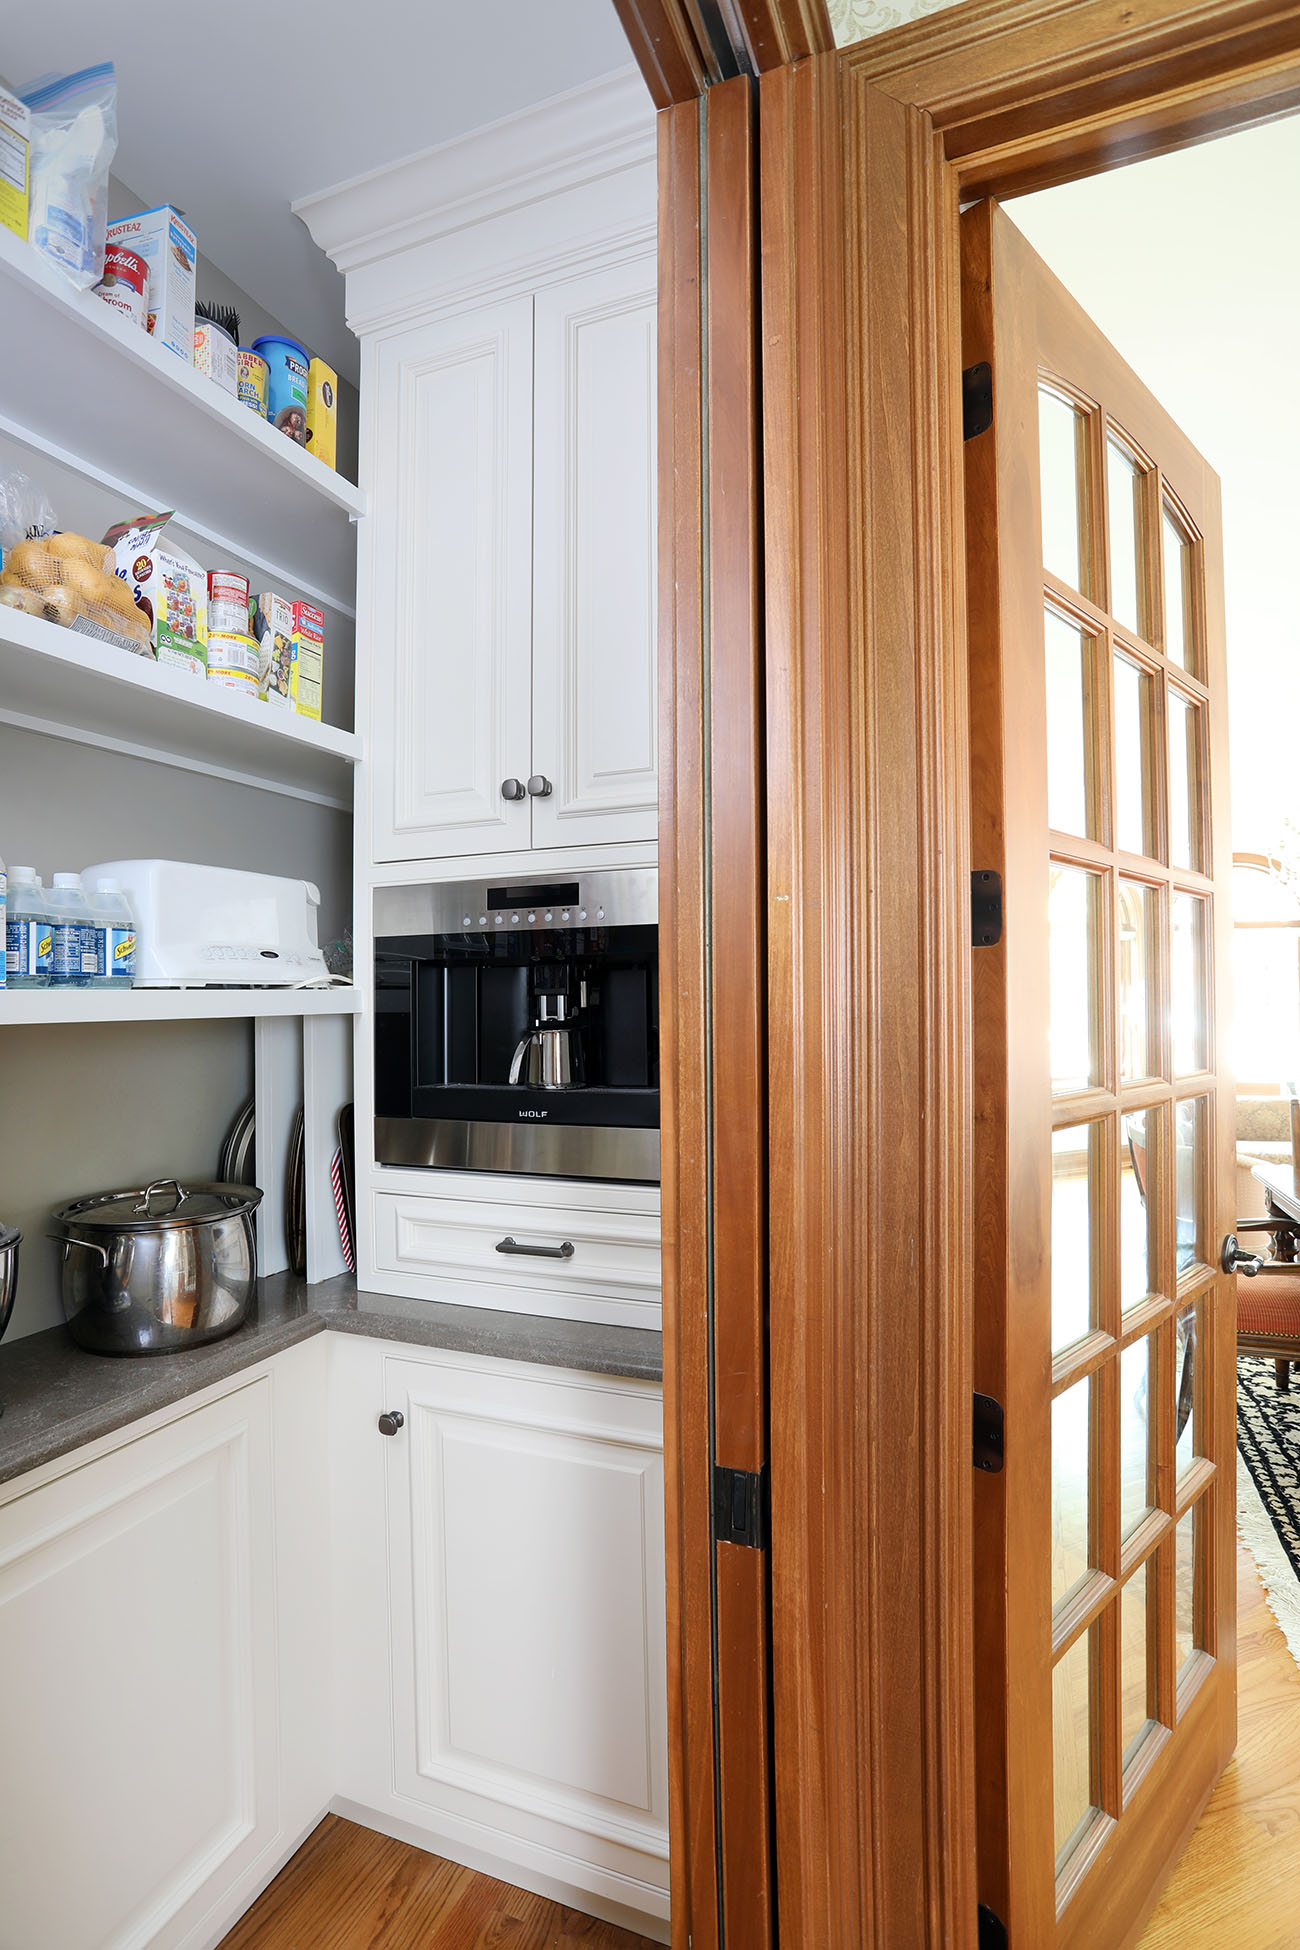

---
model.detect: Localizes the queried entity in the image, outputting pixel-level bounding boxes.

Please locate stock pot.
[50,1179,262,1354]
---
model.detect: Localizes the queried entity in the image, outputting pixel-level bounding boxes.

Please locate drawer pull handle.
[496,1235,575,1261]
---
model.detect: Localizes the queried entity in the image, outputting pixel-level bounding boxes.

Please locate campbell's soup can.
[207,571,251,637]
[94,244,148,329]
[237,347,269,420]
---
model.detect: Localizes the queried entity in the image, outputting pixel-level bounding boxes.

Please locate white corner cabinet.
[0,1341,333,1950]
[0,1330,668,1947]
[300,69,659,868]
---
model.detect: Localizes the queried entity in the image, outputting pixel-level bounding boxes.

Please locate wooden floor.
[222,1546,1300,1950]
[219,1815,661,1950]
[1139,1541,1300,1949]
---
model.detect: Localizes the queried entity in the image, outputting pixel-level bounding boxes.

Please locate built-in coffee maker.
[373,869,658,1184]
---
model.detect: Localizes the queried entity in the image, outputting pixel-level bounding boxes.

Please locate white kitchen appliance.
[80,860,330,988]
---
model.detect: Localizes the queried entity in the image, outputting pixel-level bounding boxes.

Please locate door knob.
[501,777,526,801]
[526,774,553,799]
[377,1410,405,1435]
[1221,1234,1264,1277]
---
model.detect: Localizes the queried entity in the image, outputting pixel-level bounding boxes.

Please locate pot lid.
[51,1180,263,1231]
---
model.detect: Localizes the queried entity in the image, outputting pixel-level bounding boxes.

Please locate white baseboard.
[192,1801,334,1950]
[330,1794,671,1944]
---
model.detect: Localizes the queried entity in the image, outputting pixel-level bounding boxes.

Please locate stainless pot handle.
[135,1179,186,1215]
[48,1234,110,1268]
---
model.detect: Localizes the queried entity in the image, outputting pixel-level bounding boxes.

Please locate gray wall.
[0,1020,253,1340]
[0,721,350,1340]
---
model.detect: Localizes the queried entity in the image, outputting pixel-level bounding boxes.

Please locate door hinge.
[963,361,994,440]
[973,1394,1004,1473]
[971,869,1002,946]
[978,1902,1009,1950]
[713,1462,769,1550]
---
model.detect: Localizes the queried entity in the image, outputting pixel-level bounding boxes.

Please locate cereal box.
[291,601,324,721]
[306,359,337,470]
[0,84,30,240]
[251,591,295,706]
[106,207,196,360]
[102,510,207,675]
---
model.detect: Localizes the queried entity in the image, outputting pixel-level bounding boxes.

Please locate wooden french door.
[963,201,1237,1947]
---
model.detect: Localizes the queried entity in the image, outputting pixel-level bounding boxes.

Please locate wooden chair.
[1234,1094,1300,1390]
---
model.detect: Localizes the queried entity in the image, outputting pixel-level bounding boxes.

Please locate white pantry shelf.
[0,606,361,808]
[0,986,361,1028]
[0,224,364,610]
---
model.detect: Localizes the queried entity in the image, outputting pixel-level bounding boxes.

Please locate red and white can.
[207,570,250,637]
[95,244,148,329]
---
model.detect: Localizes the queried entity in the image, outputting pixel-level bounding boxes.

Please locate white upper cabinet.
[531,257,658,850]
[367,257,657,867]
[369,298,535,863]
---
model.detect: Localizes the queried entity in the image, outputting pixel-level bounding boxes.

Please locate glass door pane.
[1040,389,1091,596]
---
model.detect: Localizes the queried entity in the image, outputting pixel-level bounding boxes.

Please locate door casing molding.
[637,1,1300,1943]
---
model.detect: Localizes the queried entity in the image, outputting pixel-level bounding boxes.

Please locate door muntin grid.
[1040,376,1218,1897]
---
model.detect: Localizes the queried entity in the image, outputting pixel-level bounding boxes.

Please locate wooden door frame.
[627,1,1300,1944]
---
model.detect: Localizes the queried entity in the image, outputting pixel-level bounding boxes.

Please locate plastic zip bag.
[0,462,56,558]
[19,63,118,289]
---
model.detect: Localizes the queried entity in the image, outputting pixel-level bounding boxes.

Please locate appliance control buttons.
[511,912,520,924]
[578,908,587,921]
[527,912,536,923]
[462,915,471,927]
[544,911,553,922]
[597,907,605,920]
[495,914,503,925]
[561,909,570,922]
[478,915,487,926]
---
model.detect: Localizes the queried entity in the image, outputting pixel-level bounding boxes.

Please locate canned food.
[194,317,239,395]
[207,572,250,637]
[237,347,269,419]
[95,243,148,329]
[251,333,309,445]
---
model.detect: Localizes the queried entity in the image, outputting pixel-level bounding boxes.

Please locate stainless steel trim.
[374,867,658,939]
[375,1115,660,1185]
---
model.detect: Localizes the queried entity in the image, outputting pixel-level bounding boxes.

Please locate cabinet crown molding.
[294,67,656,278]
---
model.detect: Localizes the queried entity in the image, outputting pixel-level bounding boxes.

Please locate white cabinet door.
[381,1349,669,1930]
[369,298,535,863]
[0,1380,279,1950]
[530,258,658,849]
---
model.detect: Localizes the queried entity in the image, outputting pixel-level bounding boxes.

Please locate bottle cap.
[10,865,36,880]
[53,873,80,888]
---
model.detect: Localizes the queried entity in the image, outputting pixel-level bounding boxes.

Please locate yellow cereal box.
[291,601,324,721]
[306,359,337,471]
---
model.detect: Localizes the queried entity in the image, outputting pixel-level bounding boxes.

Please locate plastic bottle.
[5,867,53,988]
[0,850,6,991]
[83,876,137,988]
[48,873,95,989]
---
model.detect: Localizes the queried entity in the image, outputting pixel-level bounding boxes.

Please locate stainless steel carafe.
[509,994,580,1090]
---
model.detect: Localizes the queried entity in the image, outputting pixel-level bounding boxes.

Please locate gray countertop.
[0,1272,663,1490]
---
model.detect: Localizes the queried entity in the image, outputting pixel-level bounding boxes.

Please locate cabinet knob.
[377,1410,405,1436]
[526,774,553,799]
[501,777,526,802]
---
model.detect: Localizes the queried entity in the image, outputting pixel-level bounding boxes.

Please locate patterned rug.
[1237,1355,1300,1664]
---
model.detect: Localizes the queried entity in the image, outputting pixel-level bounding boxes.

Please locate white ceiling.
[3,1,636,382]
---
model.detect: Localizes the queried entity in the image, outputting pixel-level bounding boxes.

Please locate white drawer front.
[371,1192,662,1328]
